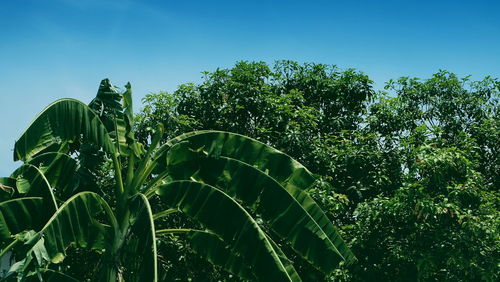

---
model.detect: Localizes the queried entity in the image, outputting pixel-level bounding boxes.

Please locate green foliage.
[136,62,499,281]
[0,78,353,281]
[136,61,382,205]
[137,61,373,163]
[350,71,500,281]
[351,146,499,281]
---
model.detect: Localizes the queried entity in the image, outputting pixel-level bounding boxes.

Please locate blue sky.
[1,0,499,175]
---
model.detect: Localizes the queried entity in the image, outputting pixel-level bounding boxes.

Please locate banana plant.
[0,79,355,281]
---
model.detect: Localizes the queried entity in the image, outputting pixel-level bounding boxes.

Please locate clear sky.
[1,0,499,175]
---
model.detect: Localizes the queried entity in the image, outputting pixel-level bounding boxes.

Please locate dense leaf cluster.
[137,61,499,281]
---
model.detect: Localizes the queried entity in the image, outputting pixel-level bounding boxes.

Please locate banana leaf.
[156,180,298,281]
[14,99,116,162]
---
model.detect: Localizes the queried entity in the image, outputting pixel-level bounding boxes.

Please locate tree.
[136,61,387,206]
[0,79,355,281]
[136,62,499,281]
[349,71,500,281]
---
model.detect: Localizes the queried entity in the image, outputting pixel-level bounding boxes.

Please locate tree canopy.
[137,61,499,281]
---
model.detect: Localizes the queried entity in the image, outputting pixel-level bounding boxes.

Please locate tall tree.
[137,63,499,281]
[350,71,500,281]
[0,79,355,281]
